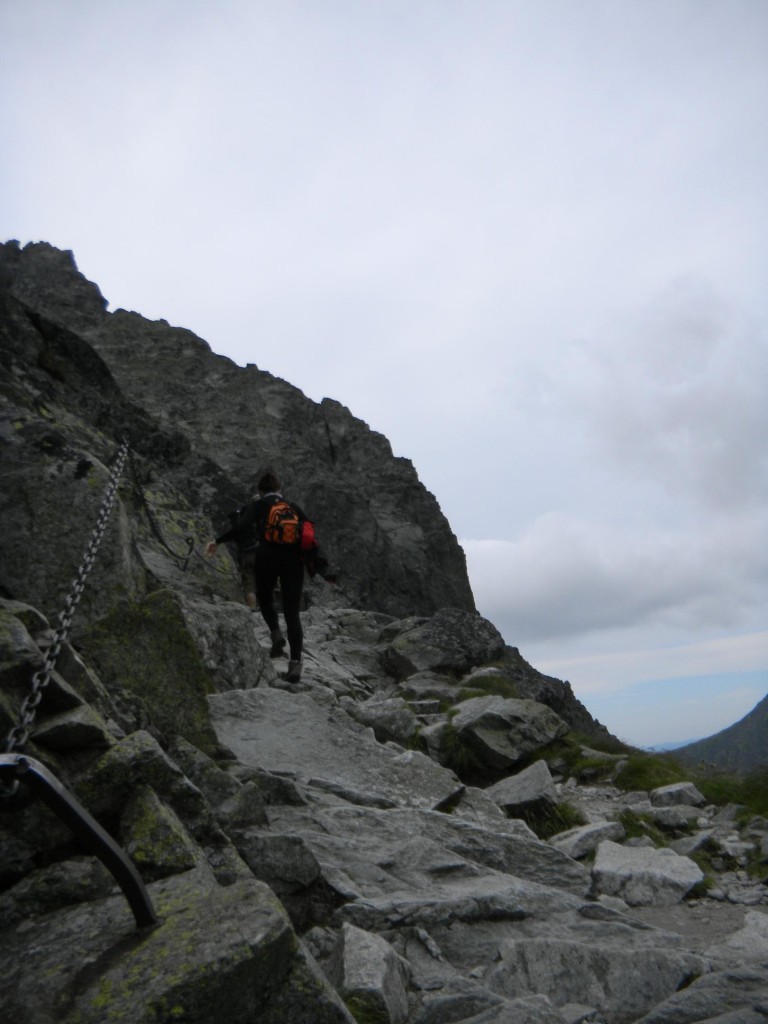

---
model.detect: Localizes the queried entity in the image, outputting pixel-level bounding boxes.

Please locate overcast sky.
[2,0,766,747]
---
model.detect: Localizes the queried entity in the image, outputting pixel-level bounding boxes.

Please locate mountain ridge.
[674,691,768,774]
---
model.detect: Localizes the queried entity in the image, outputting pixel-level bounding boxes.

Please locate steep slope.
[0,240,474,619]
[674,692,768,774]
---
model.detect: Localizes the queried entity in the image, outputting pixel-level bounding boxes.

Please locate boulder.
[450,697,568,771]
[649,804,702,830]
[272,803,589,908]
[487,927,707,1024]
[119,784,202,880]
[650,782,707,808]
[485,760,558,815]
[235,831,322,894]
[634,962,768,1024]
[30,703,116,752]
[339,695,418,744]
[549,821,626,860]
[78,591,226,755]
[706,910,768,964]
[592,840,704,906]
[397,670,461,704]
[380,609,506,678]
[329,922,410,1024]
[0,856,114,926]
[0,866,353,1024]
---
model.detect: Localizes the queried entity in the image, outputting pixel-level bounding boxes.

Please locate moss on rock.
[120,785,200,881]
[79,590,219,754]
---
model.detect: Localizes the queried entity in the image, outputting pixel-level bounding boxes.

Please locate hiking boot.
[269,629,286,658]
[283,660,302,683]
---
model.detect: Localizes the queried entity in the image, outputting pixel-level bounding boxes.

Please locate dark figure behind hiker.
[221,501,258,611]
[206,471,308,682]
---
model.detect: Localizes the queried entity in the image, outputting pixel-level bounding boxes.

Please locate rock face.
[1,241,767,1024]
[0,239,475,620]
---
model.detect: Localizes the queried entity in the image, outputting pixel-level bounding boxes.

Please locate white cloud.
[463,508,768,645]
[531,631,768,696]
[565,282,768,512]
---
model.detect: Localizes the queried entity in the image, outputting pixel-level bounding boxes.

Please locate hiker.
[206,470,310,683]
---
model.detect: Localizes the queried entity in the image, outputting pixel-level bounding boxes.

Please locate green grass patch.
[617,809,668,847]
[520,800,588,840]
[613,752,687,792]
[456,672,519,703]
[570,731,634,756]
[692,765,768,818]
[546,732,632,783]
[440,723,487,778]
[685,876,714,900]
[606,750,768,821]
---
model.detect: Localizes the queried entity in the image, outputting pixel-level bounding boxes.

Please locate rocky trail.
[3,598,766,1024]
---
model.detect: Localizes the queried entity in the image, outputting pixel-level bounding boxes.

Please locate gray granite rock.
[450,696,568,771]
[485,760,558,815]
[549,820,625,860]
[208,688,464,810]
[592,840,705,906]
[0,865,352,1024]
[634,962,768,1024]
[650,782,707,808]
[330,922,411,1024]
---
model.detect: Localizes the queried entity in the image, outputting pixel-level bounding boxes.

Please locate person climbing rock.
[206,470,309,682]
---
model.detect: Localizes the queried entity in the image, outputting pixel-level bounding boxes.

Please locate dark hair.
[258,471,281,494]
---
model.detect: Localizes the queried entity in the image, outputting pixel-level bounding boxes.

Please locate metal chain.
[3,438,236,761]
[4,438,131,756]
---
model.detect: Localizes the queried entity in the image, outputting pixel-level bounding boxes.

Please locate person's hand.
[205,541,217,557]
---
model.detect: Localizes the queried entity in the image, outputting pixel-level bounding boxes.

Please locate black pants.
[254,544,304,661]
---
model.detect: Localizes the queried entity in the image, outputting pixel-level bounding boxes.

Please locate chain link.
[4,438,131,755]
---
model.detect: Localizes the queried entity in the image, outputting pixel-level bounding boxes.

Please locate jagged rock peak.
[0,240,108,333]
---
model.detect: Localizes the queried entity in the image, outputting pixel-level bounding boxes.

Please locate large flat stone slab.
[209,688,463,810]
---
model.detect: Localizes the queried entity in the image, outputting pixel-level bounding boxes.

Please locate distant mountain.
[673,693,768,774]
[646,740,701,752]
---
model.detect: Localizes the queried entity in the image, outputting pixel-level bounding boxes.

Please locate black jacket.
[216,493,335,581]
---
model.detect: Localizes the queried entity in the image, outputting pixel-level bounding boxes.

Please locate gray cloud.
[562,282,768,512]
[465,506,768,645]
[1,0,766,744]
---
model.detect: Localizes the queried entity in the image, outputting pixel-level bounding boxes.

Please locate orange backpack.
[263,500,302,545]
[263,499,317,553]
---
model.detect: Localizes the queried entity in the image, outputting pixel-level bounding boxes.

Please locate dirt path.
[626,901,768,954]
